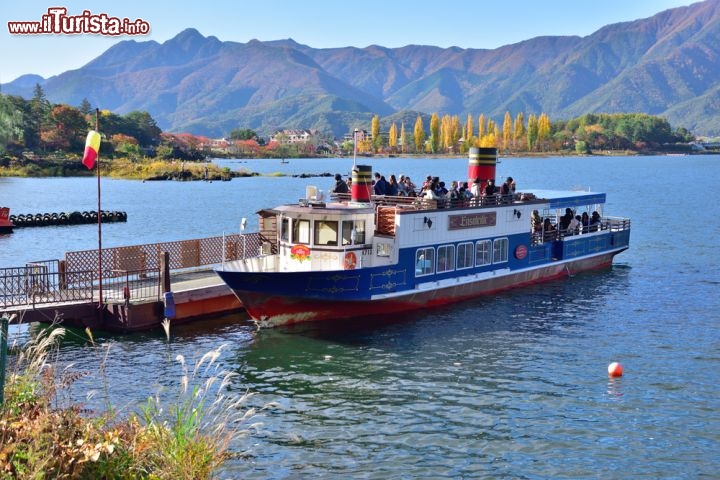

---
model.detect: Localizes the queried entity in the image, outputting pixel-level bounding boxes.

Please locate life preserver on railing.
[344,251,357,270]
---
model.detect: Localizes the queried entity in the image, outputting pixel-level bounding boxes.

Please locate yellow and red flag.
[82,130,101,169]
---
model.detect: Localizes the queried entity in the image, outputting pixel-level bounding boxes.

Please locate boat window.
[415,247,435,276]
[280,217,290,242]
[292,219,311,244]
[493,238,509,263]
[342,220,366,245]
[437,245,455,273]
[314,220,339,246]
[376,243,391,257]
[457,242,474,270]
[476,240,491,266]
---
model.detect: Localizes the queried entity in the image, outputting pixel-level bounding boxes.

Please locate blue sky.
[2,0,698,83]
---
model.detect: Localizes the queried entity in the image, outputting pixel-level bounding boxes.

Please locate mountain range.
[4,0,720,138]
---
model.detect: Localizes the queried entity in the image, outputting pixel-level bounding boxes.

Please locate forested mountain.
[4,0,720,137]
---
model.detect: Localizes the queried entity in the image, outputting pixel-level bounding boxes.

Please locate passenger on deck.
[543,218,556,241]
[331,173,349,194]
[560,208,574,231]
[531,209,542,232]
[404,176,417,196]
[567,214,582,235]
[397,175,408,195]
[470,178,482,201]
[373,172,388,195]
[581,212,590,233]
[590,211,602,231]
[501,177,514,202]
[485,178,497,196]
[448,181,461,207]
[387,175,399,196]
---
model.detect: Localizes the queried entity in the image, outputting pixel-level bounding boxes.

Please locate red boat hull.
[231,251,621,327]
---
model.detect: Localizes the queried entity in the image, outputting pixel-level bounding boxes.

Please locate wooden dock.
[0,232,274,332]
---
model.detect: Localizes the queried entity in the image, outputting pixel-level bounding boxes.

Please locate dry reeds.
[0,323,260,479]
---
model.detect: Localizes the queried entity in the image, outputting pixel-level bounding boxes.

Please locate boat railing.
[531,216,631,246]
[329,192,538,211]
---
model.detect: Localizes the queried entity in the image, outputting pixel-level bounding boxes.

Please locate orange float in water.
[607,362,624,377]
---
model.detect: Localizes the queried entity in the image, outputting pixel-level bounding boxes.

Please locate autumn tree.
[388,122,398,151]
[465,113,474,151]
[450,115,461,152]
[413,115,425,153]
[477,114,486,145]
[41,104,89,151]
[441,114,452,151]
[400,122,407,153]
[502,111,512,151]
[371,114,381,152]
[537,113,551,150]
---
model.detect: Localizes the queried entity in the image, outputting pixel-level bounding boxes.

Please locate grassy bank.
[0,317,260,479]
[0,155,253,181]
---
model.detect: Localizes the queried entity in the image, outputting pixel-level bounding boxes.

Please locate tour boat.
[0,207,14,233]
[215,148,631,327]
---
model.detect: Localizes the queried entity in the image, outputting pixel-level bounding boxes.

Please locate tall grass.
[0,326,260,479]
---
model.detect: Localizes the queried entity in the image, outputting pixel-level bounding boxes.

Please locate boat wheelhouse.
[216,148,631,327]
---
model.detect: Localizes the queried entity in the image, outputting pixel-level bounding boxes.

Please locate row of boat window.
[416,238,509,276]
[280,218,366,246]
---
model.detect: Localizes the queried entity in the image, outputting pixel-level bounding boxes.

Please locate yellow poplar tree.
[413,115,425,153]
[371,114,381,152]
[466,113,474,148]
[537,113,551,150]
[478,114,486,144]
[450,115,461,151]
[502,111,512,151]
[400,122,407,153]
[429,113,440,153]
[388,122,398,149]
[441,114,452,151]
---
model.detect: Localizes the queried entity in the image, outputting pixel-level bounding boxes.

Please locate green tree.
[513,113,525,151]
[229,128,259,141]
[527,114,538,151]
[0,94,24,153]
[124,111,162,147]
[429,113,440,153]
[28,83,50,150]
[79,98,93,115]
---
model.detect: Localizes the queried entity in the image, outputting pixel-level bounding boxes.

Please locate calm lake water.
[2,155,719,478]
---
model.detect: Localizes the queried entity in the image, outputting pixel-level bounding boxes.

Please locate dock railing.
[0,233,264,309]
[0,262,162,308]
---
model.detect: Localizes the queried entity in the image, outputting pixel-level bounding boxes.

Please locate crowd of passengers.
[531,207,603,242]
[331,171,517,207]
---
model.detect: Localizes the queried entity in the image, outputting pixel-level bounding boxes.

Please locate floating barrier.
[8,210,127,228]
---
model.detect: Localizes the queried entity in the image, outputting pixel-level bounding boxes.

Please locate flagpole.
[95,108,103,309]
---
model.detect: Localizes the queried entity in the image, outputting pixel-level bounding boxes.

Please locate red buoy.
[608,362,624,377]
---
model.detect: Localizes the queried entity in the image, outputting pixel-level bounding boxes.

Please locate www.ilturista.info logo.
[7,7,150,36]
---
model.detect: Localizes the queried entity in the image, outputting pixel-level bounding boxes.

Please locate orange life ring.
[344,251,357,270]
